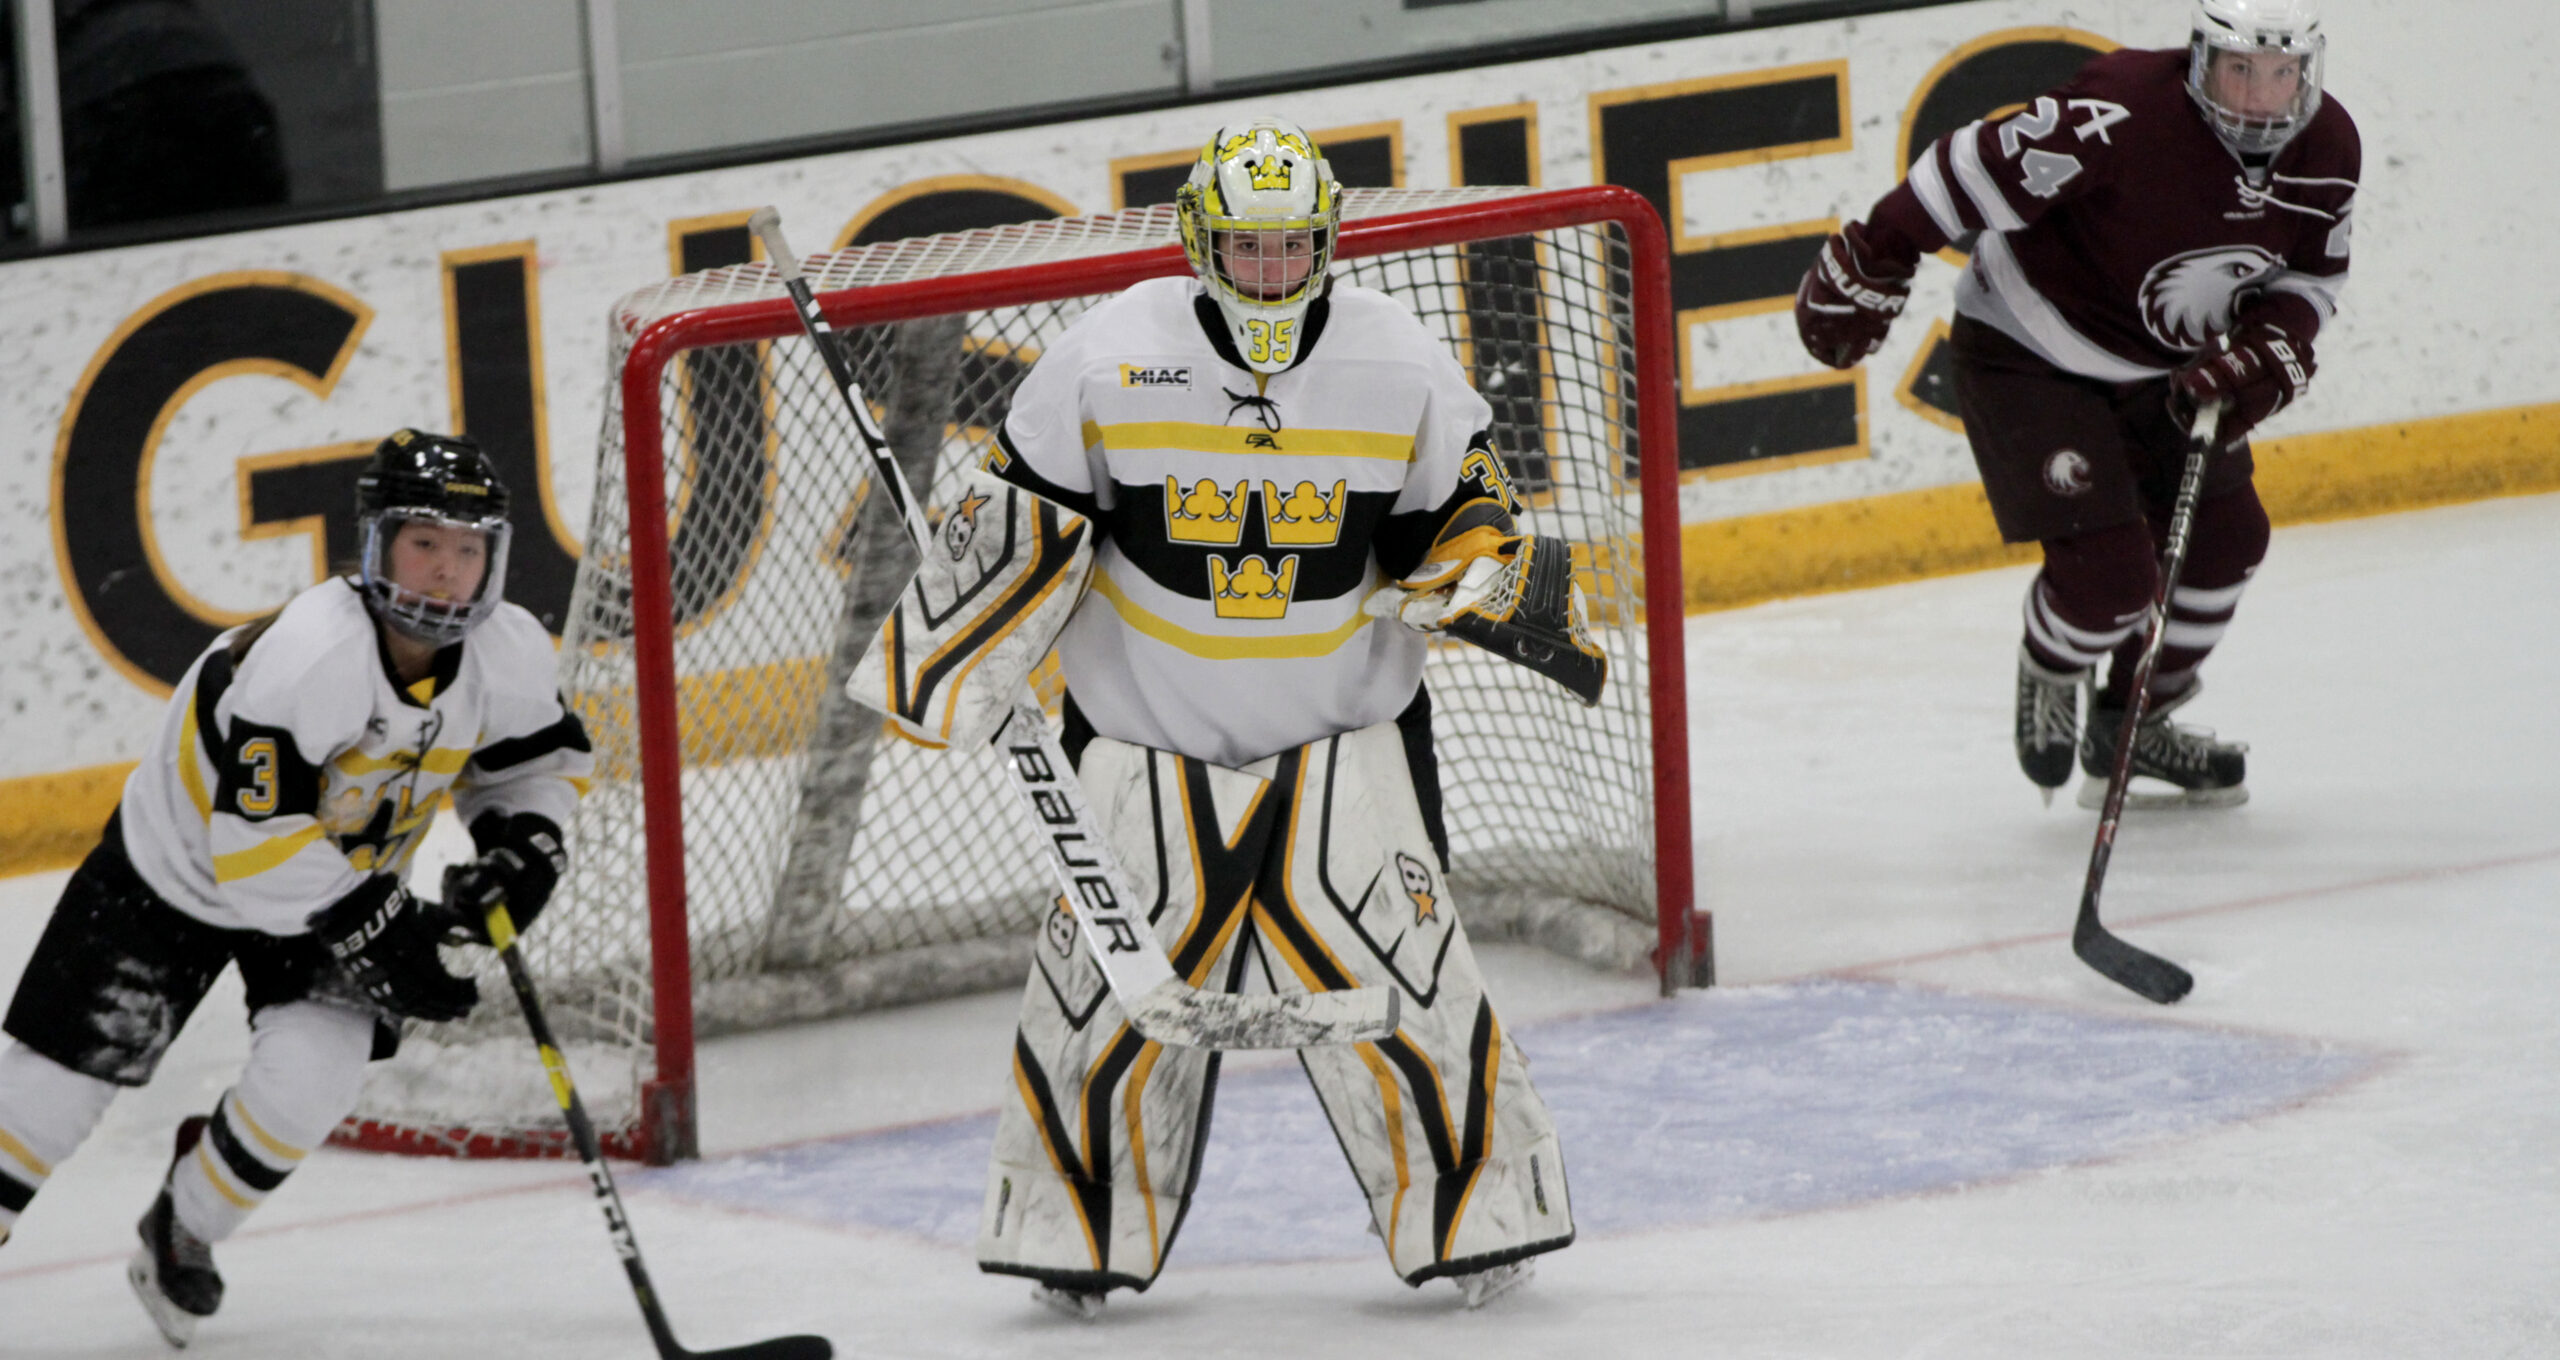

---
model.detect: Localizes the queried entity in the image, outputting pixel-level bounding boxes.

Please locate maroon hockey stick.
[2069,402,2223,1005]
[485,906,833,1360]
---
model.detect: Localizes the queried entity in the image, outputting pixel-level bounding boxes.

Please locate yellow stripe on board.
[1096,421,1414,462]
[0,762,136,874]
[211,823,328,884]
[1679,399,2560,614]
[4,403,2553,878]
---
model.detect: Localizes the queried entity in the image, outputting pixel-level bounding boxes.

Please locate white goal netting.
[341,186,1685,1161]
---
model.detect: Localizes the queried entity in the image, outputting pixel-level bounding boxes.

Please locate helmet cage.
[2187,4,2325,157]
[1175,119,1344,373]
[358,509,512,646]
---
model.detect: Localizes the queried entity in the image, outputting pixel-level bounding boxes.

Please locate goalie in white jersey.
[874,117,1602,1315]
[0,431,591,1346]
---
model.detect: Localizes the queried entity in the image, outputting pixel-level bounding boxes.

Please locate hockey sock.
[2023,523,2155,676]
[0,1042,122,1242]
[2102,485,2268,700]
[167,1002,372,1243]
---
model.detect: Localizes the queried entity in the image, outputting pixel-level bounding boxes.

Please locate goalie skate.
[2077,685,2248,809]
[1455,1257,1535,1308]
[1032,1283,1105,1320]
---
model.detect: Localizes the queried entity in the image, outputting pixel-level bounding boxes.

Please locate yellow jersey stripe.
[1088,569,1374,661]
[1096,421,1414,462]
[212,823,328,884]
[331,746,472,777]
[0,1125,53,1180]
[177,694,212,821]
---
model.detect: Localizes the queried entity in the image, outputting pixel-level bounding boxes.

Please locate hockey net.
[339,185,1693,1163]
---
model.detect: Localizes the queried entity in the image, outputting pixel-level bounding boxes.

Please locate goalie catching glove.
[1365,502,1608,706]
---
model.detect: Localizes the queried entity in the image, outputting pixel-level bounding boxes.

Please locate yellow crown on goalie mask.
[1177,115,1343,376]
[1208,553,1298,619]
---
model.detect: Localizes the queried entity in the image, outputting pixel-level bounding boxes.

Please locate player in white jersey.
[951,117,1597,1316]
[0,431,591,1346]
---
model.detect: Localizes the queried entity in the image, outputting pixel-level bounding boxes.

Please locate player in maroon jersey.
[1797,0,2356,807]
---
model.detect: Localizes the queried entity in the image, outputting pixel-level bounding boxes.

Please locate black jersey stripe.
[470,707,593,772]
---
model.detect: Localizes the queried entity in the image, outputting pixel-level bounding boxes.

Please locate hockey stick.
[2068,401,2223,1005]
[745,206,1400,1051]
[484,906,834,1360]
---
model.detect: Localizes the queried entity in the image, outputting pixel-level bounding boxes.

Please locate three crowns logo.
[1209,554,1298,619]
[1165,476,1248,546]
[1261,479,1345,546]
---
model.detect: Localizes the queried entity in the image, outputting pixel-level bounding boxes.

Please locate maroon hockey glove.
[438,812,566,945]
[308,875,479,1022]
[2171,321,2313,445]
[1795,223,1913,369]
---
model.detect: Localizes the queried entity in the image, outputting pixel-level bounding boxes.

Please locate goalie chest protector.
[989,277,1495,768]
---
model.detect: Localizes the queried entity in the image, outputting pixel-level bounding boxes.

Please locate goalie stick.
[2068,402,2223,1005]
[483,905,834,1360]
[746,206,1400,1051]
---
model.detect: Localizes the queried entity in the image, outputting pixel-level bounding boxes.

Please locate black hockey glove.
[307,875,479,1023]
[438,812,567,946]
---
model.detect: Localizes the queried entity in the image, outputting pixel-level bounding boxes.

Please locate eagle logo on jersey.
[1262,479,1346,546]
[1396,852,1439,926]
[1208,554,1297,619]
[2138,245,2282,353]
[1166,476,1249,546]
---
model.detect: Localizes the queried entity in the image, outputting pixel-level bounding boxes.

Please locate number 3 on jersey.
[1245,317,1295,366]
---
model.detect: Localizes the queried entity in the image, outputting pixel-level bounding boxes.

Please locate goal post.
[338,184,1697,1166]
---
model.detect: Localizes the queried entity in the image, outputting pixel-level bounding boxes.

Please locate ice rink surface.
[3,493,2554,1358]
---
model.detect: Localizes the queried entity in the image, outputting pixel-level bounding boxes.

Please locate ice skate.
[129,1188,223,1348]
[128,1115,222,1348]
[1032,1282,1105,1320]
[2014,647,2088,803]
[2077,684,2247,809]
[1453,1257,1534,1308]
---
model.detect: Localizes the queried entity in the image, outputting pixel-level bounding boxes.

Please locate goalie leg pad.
[978,738,1280,1290]
[850,468,1094,748]
[1259,722,1575,1282]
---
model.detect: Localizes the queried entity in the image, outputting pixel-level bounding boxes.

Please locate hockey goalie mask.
[1175,116,1343,374]
[2188,0,2325,157]
[353,429,514,646]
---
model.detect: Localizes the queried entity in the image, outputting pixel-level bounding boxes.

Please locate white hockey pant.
[977,721,1573,1292]
[0,1001,373,1245]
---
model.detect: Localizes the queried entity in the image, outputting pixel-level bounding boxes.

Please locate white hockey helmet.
[1175,116,1343,374]
[2187,0,2325,156]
